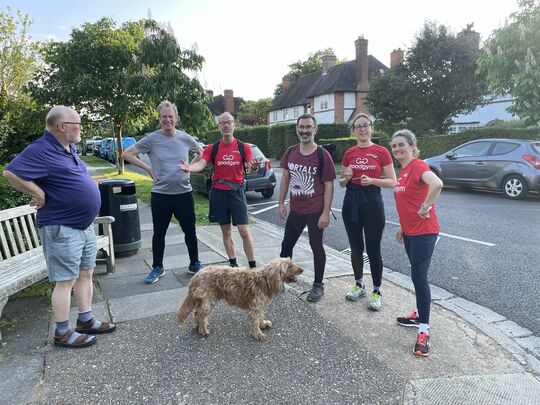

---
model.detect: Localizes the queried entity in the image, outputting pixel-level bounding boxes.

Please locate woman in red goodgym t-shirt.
[391,129,443,357]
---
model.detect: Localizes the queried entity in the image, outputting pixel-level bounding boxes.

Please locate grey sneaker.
[345,283,366,301]
[307,282,324,302]
[367,291,382,311]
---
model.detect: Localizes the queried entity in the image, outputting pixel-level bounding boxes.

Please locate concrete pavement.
[1,171,540,403]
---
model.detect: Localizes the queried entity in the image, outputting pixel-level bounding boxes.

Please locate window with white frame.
[283,109,288,120]
[273,111,278,121]
[293,107,299,118]
[319,95,328,110]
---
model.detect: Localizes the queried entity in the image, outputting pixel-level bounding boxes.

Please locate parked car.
[190,143,276,198]
[425,138,540,199]
[82,136,102,155]
[107,137,136,164]
[99,138,113,159]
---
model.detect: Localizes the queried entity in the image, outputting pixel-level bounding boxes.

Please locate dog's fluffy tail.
[176,293,195,326]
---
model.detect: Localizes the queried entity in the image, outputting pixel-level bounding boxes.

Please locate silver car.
[425,138,540,199]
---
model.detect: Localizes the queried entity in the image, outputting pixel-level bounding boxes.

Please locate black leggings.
[403,233,438,324]
[151,192,198,267]
[280,211,325,284]
[342,205,385,287]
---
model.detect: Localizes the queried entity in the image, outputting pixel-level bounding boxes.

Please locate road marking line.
[248,200,287,208]
[385,220,495,246]
[251,204,281,215]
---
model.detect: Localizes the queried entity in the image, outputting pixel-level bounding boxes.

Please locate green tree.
[0,7,43,162]
[238,98,272,125]
[274,48,338,97]
[368,22,488,134]
[477,0,540,125]
[31,18,211,173]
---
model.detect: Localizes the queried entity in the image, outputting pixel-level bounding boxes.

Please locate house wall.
[268,105,304,125]
[449,95,518,133]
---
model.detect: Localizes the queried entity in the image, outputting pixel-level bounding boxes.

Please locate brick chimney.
[224,89,234,113]
[322,52,337,74]
[354,36,370,115]
[282,74,296,93]
[206,89,214,99]
[457,23,480,50]
[390,48,404,67]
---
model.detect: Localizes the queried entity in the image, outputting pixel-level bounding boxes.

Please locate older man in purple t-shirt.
[3,105,116,349]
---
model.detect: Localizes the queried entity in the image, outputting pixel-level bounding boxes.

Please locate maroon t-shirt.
[281,145,336,214]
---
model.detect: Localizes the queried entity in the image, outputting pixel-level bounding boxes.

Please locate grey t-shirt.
[135,129,200,194]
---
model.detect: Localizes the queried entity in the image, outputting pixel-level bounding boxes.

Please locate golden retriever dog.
[176,257,303,340]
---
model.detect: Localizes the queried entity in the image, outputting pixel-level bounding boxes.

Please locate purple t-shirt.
[6,130,100,229]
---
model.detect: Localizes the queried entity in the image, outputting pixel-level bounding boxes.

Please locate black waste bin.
[322,143,336,161]
[99,179,141,257]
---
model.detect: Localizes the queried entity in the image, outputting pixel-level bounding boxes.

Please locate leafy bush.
[417,127,540,158]
[234,125,270,156]
[315,123,350,139]
[0,165,31,209]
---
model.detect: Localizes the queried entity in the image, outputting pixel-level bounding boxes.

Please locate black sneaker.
[307,282,324,302]
[414,332,430,357]
[397,309,420,327]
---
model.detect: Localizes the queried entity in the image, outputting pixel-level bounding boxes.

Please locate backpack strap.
[211,141,220,164]
[317,145,324,182]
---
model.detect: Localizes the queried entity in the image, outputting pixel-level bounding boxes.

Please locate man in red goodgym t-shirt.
[179,112,260,269]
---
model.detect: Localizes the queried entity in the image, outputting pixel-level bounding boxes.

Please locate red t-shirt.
[280,145,336,214]
[342,144,393,185]
[202,139,253,190]
[394,158,440,236]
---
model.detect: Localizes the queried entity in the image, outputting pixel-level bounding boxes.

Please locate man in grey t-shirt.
[122,100,204,284]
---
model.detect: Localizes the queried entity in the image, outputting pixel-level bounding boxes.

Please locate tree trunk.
[114,120,125,175]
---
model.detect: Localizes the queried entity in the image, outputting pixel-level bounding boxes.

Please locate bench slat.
[4,221,19,256]
[11,216,25,253]
[25,213,40,248]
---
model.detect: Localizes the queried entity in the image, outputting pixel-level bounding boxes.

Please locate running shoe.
[345,284,366,301]
[367,291,382,311]
[397,309,420,327]
[414,332,430,357]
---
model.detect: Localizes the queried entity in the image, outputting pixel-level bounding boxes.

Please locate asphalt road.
[246,167,540,336]
[121,156,540,335]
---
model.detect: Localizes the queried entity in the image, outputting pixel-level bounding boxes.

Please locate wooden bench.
[0,205,115,344]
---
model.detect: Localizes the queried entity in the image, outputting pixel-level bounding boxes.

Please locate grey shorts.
[38,224,97,282]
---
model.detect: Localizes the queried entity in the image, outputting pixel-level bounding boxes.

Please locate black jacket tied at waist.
[343,183,383,222]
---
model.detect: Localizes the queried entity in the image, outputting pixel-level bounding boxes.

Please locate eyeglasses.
[353,123,371,130]
[219,120,234,126]
[60,122,83,127]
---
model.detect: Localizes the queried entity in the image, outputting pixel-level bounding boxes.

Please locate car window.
[453,141,492,157]
[491,142,519,156]
[250,145,266,160]
[531,142,540,154]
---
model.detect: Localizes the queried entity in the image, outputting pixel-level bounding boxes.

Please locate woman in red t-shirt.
[339,113,396,311]
[391,129,443,357]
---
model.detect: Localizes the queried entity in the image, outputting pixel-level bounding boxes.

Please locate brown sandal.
[75,317,117,335]
[54,330,97,348]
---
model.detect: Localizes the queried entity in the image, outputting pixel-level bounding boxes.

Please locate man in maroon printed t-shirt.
[278,113,336,302]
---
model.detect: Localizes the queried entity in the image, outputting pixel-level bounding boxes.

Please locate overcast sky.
[3,0,519,101]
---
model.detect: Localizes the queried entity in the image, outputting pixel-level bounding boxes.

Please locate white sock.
[356,278,364,287]
[418,323,429,334]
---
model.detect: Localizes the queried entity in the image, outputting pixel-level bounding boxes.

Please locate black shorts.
[209,188,249,226]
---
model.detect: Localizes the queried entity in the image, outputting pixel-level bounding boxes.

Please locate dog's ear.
[275,257,292,280]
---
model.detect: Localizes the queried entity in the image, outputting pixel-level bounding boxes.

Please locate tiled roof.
[271,56,388,110]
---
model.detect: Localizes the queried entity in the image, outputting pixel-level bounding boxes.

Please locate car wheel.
[502,175,529,200]
[261,188,274,199]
